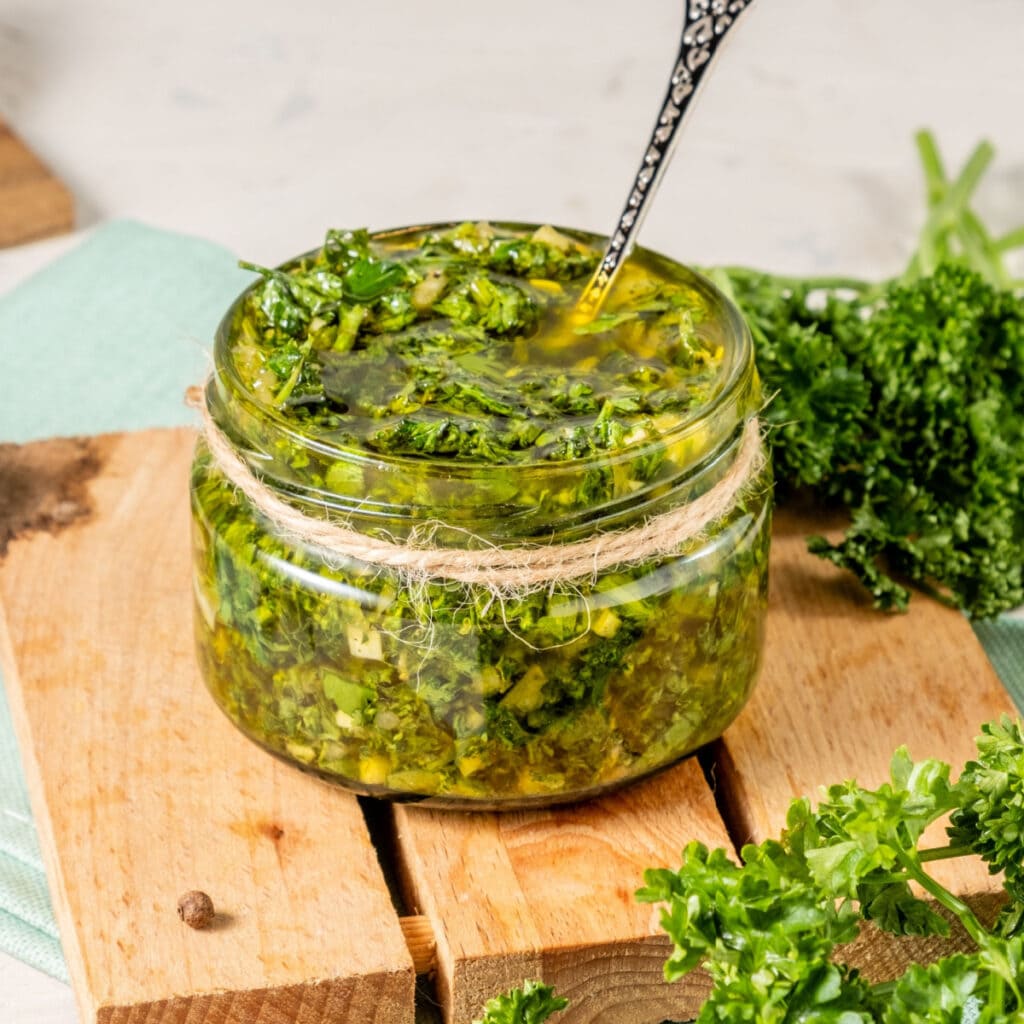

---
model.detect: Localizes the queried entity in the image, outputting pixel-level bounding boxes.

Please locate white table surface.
[1,0,1023,1020]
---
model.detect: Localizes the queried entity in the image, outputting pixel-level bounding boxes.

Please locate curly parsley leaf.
[473,980,567,1024]
[882,957,983,1024]
[949,717,1024,901]
[630,723,1024,1020]
[638,838,868,1018]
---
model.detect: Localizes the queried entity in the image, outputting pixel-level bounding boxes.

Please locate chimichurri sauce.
[226,221,729,466]
[191,222,770,807]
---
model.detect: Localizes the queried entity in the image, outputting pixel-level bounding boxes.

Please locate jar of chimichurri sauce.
[190,221,771,808]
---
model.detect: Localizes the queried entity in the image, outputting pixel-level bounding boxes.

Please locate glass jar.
[190,223,771,809]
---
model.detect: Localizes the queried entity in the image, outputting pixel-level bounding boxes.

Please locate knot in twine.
[187,385,765,596]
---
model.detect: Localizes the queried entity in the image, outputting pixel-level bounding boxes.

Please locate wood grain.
[0,429,415,1024]
[0,119,73,248]
[394,759,727,1024]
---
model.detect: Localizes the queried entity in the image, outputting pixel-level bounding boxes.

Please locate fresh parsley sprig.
[636,717,1024,1022]
[476,718,1024,1023]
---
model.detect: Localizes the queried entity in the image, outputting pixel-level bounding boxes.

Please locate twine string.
[188,386,764,593]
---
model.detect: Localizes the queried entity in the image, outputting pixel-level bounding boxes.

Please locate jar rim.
[212,221,753,478]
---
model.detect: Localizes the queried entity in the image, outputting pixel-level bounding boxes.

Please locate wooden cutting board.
[0,119,74,248]
[0,428,1015,1024]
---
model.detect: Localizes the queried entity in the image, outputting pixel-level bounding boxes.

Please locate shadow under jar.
[190,221,772,809]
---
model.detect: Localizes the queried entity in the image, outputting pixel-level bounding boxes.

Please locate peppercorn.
[177,890,215,929]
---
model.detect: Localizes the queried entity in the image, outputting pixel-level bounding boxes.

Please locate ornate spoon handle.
[577,0,758,317]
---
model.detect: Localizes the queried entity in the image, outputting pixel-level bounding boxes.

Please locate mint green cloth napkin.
[974,617,1024,713]
[0,220,250,980]
[0,221,1022,983]
[0,221,250,443]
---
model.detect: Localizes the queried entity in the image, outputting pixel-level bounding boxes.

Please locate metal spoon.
[576,0,758,319]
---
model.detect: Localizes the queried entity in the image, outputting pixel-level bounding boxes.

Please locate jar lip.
[211,221,755,485]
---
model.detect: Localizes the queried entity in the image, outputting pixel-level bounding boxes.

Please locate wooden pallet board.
[0,432,415,1024]
[0,119,74,248]
[0,428,1015,1023]
[394,760,726,1024]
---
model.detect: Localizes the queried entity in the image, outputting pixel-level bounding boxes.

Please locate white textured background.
[3,0,1024,296]
[1,0,1022,1019]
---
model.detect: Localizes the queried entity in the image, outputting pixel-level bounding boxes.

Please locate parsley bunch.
[478,719,1024,1023]
[637,718,1024,1022]
[707,132,1024,617]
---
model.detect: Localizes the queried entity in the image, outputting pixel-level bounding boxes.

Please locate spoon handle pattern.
[578,0,757,317]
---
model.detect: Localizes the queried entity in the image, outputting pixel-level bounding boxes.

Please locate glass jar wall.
[190,223,772,808]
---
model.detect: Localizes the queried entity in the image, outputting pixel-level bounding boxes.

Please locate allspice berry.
[177,890,215,929]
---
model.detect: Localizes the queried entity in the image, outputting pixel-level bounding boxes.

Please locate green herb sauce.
[191,222,771,805]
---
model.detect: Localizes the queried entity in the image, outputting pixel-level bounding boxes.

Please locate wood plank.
[0,430,415,1024]
[0,119,74,248]
[394,758,728,1024]
[711,504,1016,977]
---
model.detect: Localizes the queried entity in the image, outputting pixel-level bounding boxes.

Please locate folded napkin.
[0,220,250,443]
[974,616,1024,712]
[0,222,1021,983]
[0,689,67,981]
[0,220,249,979]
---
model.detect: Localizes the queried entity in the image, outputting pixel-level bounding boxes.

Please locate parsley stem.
[945,140,996,221]
[274,336,314,406]
[990,971,1006,1018]
[996,225,1024,252]
[962,208,1009,288]
[909,137,996,282]
[915,129,948,205]
[896,852,987,948]
[918,844,974,863]
[895,857,1024,1012]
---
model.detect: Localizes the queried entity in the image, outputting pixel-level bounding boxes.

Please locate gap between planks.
[400,915,437,975]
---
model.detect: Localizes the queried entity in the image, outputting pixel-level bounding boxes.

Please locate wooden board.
[0,428,1016,1024]
[394,761,726,1024]
[0,432,415,1024]
[0,119,74,248]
